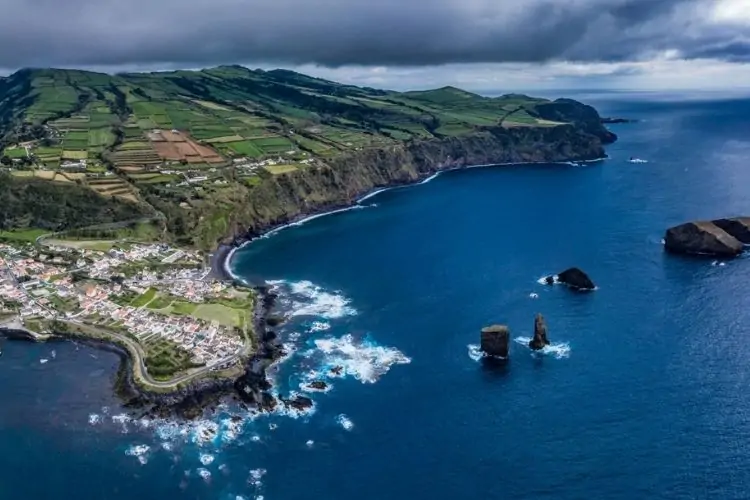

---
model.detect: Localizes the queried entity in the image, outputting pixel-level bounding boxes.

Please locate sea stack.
[549,267,596,290]
[480,325,510,358]
[529,313,550,350]
[664,221,743,257]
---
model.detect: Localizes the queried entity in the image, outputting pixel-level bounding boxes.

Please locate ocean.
[4,92,750,499]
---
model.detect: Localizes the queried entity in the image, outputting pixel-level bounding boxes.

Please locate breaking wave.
[270,280,357,319]
[303,334,411,384]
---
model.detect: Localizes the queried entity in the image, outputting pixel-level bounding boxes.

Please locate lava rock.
[306,381,328,391]
[283,395,314,412]
[529,313,550,350]
[664,221,743,257]
[556,267,596,290]
[480,325,510,358]
[265,315,285,327]
[329,366,344,376]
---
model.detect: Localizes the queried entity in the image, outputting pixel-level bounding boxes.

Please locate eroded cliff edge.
[218,122,614,244]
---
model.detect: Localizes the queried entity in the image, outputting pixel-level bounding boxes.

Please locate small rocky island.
[480,325,510,358]
[664,217,750,257]
[544,267,596,290]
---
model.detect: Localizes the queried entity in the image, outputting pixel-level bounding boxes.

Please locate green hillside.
[0,66,614,248]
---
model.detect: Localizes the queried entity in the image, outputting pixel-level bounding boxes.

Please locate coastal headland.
[0,66,617,418]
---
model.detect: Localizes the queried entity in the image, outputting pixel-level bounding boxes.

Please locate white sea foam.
[467,344,484,362]
[39,358,48,364]
[249,468,267,486]
[306,439,315,448]
[628,158,648,163]
[197,468,212,482]
[269,423,278,431]
[50,350,56,359]
[336,414,354,431]
[220,418,243,444]
[419,172,441,184]
[125,444,150,465]
[537,275,558,285]
[514,336,571,359]
[88,414,101,425]
[262,206,366,239]
[357,187,389,203]
[529,292,539,299]
[308,321,331,332]
[199,453,215,466]
[308,334,411,383]
[192,420,219,446]
[277,280,356,319]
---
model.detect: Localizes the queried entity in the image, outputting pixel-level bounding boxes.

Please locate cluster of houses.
[0,241,246,370]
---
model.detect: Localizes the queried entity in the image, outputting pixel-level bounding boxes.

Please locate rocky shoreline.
[3,113,618,421]
[0,283,289,420]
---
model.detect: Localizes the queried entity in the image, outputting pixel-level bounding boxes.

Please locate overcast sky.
[1,0,749,91]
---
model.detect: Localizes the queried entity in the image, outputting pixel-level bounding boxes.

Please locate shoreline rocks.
[665,221,744,257]
[480,325,510,358]
[529,314,550,350]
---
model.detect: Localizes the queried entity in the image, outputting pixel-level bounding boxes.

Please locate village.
[0,240,250,374]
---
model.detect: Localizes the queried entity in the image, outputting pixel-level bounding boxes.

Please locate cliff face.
[225,123,610,241]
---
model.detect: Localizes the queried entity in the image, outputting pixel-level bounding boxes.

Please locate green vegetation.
[131,287,158,307]
[264,164,299,175]
[0,66,611,250]
[144,338,203,378]
[0,227,47,242]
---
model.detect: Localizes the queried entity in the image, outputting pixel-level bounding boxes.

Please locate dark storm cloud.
[0,0,745,69]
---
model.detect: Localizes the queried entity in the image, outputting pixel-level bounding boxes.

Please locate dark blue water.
[4,93,750,500]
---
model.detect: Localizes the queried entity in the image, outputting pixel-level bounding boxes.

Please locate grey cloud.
[0,0,746,70]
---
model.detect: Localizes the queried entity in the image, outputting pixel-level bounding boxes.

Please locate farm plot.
[148,130,224,164]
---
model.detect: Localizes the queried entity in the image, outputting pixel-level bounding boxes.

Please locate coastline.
[215,156,609,282]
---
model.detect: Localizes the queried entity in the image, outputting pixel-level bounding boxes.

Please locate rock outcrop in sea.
[480,325,510,358]
[544,267,596,290]
[529,314,550,350]
[664,221,744,257]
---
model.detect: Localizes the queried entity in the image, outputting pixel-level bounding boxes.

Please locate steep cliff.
[216,123,609,244]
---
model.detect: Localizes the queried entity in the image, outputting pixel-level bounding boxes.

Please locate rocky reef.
[529,314,550,350]
[664,220,745,257]
[480,325,510,358]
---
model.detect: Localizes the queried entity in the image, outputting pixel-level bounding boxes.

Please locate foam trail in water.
[514,336,570,359]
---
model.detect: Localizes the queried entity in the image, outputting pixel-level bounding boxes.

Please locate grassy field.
[62,150,88,160]
[0,228,48,242]
[264,164,299,175]
[44,239,115,251]
[131,287,158,307]
[225,140,263,157]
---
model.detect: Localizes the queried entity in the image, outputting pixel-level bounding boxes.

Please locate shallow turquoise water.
[4,93,750,499]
